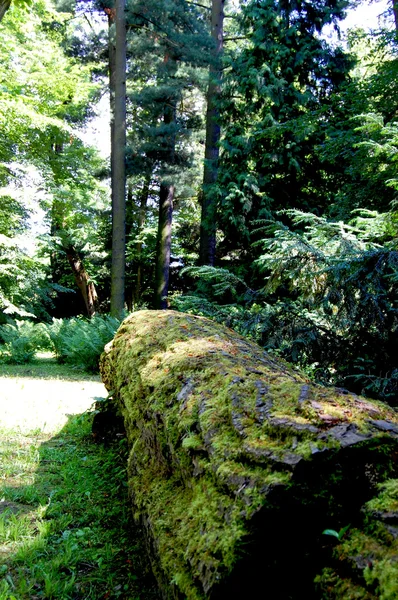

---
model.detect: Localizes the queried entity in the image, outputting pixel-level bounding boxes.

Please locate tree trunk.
[65,245,99,317]
[392,0,398,33]
[154,97,176,310]
[106,6,116,200]
[110,0,127,318]
[49,142,65,287]
[48,142,98,316]
[154,182,174,309]
[199,0,225,266]
[0,0,11,22]
[134,173,151,307]
[99,310,398,600]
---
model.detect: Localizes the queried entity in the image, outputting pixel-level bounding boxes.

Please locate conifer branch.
[224,36,247,42]
[185,1,211,11]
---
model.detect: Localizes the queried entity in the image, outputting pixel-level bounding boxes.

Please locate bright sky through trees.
[343,0,390,30]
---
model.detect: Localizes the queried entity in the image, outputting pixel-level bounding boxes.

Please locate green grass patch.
[0,353,100,382]
[0,414,158,600]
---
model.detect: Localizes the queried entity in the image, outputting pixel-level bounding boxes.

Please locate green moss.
[181,433,204,451]
[332,527,398,600]
[100,310,398,599]
[315,568,376,599]
[316,478,398,600]
[364,558,398,600]
[365,479,398,514]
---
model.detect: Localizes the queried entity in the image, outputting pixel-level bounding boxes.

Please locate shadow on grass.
[0,412,160,600]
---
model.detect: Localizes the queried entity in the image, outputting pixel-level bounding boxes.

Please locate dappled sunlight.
[141,335,232,383]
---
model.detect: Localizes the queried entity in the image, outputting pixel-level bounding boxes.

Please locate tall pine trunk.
[110,0,127,318]
[106,6,116,208]
[199,0,225,266]
[154,101,176,310]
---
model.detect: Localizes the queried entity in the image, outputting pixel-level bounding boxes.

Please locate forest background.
[0,0,397,405]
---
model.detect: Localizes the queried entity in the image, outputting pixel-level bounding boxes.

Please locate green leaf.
[322,529,340,539]
[338,524,351,539]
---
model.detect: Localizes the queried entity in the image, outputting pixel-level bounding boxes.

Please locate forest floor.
[0,356,158,600]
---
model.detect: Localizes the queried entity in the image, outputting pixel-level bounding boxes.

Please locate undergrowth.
[0,413,157,600]
[47,315,121,372]
[0,315,121,372]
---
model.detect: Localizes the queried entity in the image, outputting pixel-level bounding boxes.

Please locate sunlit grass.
[0,355,107,434]
[0,353,99,382]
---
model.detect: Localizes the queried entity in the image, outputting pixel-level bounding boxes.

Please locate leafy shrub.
[0,320,50,364]
[45,315,121,372]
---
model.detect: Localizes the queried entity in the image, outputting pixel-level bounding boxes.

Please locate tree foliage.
[177,207,398,402]
[217,0,354,252]
[0,0,108,318]
[1,0,397,407]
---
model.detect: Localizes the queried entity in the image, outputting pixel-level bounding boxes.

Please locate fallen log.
[99,310,398,600]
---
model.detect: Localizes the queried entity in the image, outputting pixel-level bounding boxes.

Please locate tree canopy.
[0,0,397,402]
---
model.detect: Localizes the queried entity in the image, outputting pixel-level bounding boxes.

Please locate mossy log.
[100,310,398,600]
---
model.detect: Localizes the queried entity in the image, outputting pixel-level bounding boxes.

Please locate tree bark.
[100,310,398,600]
[65,245,99,317]
[199,0,225,266]
[392,0,398,33]
[154,182,174,309]
[154,96,177,310]
[134,173,151,307]
[106,6,116,202]
[110,0,127,318]
[0,0,11,22]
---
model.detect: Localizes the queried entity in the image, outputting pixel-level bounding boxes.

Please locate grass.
[0,353,100,382]
[0,358,159,600]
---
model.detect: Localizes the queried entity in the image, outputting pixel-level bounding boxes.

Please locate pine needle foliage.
[180,265,254,302]
[175,209,398,404]
[256,210,398,401]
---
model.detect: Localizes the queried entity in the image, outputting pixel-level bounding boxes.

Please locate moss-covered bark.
[100,310,398,600]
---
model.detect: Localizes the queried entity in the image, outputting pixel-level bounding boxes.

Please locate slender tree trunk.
[134,173,151,307]
[65,245,99,317]
[0,0,11,22]
[48,142,98,316]
[124,181,134,312]
[110,0,127,318]
[154,101,176,310]
[199,0,225,266]
[106,7,116,206]
[49,142,65,287]
[155,183,174,309]
[392,0,398,33]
